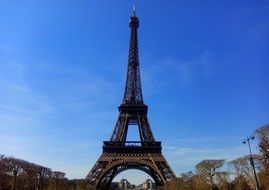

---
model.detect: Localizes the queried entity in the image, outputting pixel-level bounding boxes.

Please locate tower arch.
[96,159,165,189]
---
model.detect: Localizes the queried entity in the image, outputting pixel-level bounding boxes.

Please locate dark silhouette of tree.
[51,171,65,190]
[0,155,91,190]
[255,124,269,165]
[34,165,51,190]
[0,155,10,190]
[21,162,38,190]
[253,124,269,189]
[5,157,24,190]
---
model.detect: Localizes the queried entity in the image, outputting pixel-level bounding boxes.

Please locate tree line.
[165,124,269,190]
[0,155,90,190]
[1,124,268,190]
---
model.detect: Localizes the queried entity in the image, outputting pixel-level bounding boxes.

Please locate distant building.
[109,179,136,190]
[118,179,130,189]
[110,182,119,190]
[109,178,156,190]
[138,179,156,190]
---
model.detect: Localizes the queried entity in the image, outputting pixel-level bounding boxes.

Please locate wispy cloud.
[59,75,119,112]
[142,50,216,93]
[0,44,16,53]
[164,145,246,160]
[196,51,215,75]
[168,136,244,146]
[161,135,260,175]
[0,61,56,131]
[249,22,269,41]
[164,145,247,175]
[0,59,121,179]
[0,135,29,156]
[25,61,121,112]
[0,131,100,179]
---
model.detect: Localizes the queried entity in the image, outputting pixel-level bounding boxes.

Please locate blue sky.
[0,0,269,185]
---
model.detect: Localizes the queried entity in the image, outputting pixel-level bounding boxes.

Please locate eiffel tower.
[85,9,176,190]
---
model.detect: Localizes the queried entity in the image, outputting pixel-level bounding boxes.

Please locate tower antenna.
[133,5,136,16]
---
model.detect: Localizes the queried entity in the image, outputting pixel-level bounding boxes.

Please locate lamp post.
[242,135,260,190]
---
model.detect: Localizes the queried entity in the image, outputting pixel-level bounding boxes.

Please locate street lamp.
[242,135,260,190]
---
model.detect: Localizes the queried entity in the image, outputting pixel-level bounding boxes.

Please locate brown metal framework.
[85,11,175,190]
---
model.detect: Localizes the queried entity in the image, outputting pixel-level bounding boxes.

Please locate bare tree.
[0,155,10,189]
[165,177,183,190]
[228,156,249,190]
[181,171,195,190]
[5,157,24,190]
[253,124,269,189]
[0,154,87,190]
[192,174,210,190]
[0,155,5,178]
[215,171,229,190]
[33,164,52,190]
[255,124,269,165]
[196,159,225,190]
[51,171,65,190]
[229,155,263,190]
[22,162,39,190]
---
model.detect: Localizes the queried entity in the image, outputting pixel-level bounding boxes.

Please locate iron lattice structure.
[85,11,175,190]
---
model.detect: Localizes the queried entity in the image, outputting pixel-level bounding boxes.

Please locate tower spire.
[133,5,136,17]
[122,8,143,105]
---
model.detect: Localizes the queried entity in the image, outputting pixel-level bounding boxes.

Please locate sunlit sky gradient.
[0,0,269,185]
